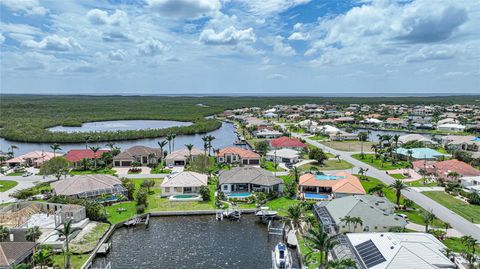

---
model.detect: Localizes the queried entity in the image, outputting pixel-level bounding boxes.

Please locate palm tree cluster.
[460,235,478,269]
[340,216,363,233]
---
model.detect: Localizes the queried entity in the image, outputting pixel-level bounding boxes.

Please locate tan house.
[160,172,208,197]
[165,148,204,166]
[113,145,161,167]
[6,151,56,168]
[216,147,260,165]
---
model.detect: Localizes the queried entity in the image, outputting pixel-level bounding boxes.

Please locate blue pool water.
[472,137,480,141]
[228,192,252,197]
[315,175,343,180]
[304,193,329,199]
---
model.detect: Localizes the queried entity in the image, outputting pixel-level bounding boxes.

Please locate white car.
[22,172,33,177]
[396,213,409,220]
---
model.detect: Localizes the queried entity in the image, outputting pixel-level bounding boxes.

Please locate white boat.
[256,207,278,218]
[272,243,292,269]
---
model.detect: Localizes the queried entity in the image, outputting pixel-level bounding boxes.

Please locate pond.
[92,215,299,269]
[48,120,193,133]
[0,122,242,156]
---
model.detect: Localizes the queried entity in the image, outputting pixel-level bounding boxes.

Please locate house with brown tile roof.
[299,172,366,199]
[65,149,110,167]
[113,145,162,167]
[413,159,480,182]
[269,136,307,150]
[0,242,37,269]
[216,147,260,165]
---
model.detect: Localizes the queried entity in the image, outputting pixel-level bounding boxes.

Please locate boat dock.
[97,242,111,255]
[124,213,150,228]
[216,208,241,221]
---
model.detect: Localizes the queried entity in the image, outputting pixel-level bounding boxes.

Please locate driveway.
[0,174,55,203]
[302,136,480,241]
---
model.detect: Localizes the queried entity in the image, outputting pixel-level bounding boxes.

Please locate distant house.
[219,167,283,194]
[160,172,208,197]
[394,148,446,160]
[253,129,283,139]
[437,123,466,132]
[461,176,480,194]
[299,172,366,199]
[165,148,204,166]
[398,134,436,146]
[5,151,56,168]
[216,147,260,165]
[385,117,406,127]
[51,174,126,199]
[329,131,358,141]
[338,233,455,269]
[266,149,300,164]
[269,136,307,151]
[360,118,383,125]
[65,149,109,167]
[442,135,480,158]
[412,159,480,182]
[313,195,406,234]
[0,242,38,268]
[113,145,162,167]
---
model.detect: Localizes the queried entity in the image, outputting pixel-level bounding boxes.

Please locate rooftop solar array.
[354,240,386,268]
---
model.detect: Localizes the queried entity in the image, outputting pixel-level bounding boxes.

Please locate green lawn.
[298,233,323,269]
[309,134,329,141]
[69,169,115,175]
[300,159,353,171]
[357,175,445,228]
[150,167,172,174]
[443,237,480,253]
[6,172,23,176]
[319,141,375,152]
[406,179,438,187]
[263,161,286,172]
[0,180,18,192]
[279,175,294,184]
[53,254,89,269]
[71,223,110,254]
[422,191,480,223]
[264,197,299,216]
[390,174,406,179]
[351,154,410,170]
[105,179,216,224]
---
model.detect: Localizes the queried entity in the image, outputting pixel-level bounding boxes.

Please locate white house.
[266,149,300,164]
[437,123,466,132]
[461,176,480,193]
[360,118,383,125]
[160,171,208,197]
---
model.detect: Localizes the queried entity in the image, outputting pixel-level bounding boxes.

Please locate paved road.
[303,137,480,241]
[0,175,55,203]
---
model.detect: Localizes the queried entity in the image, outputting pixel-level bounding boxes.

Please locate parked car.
[22,172,33,177]
[396,213,409,220]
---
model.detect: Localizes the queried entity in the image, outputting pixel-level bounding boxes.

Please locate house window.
[374,226,378,230]
[165,187,170,193]
[223,185,228,191]
[175,187,182,192]
[184,187,192,193]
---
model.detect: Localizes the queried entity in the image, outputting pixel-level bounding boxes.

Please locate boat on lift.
[272,242,292,269]
[256,207,278,219]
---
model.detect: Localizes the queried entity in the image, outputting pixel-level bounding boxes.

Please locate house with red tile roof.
[299,172,366,199]
[65,149,109,167]
[412,159,480,182]
[216,147,260,165]
[269,136,307,150]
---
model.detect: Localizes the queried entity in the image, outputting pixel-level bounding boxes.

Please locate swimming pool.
[315,175,344,180]
[169,194,202,201]
[304,193,330,200]
[227,192,252,198]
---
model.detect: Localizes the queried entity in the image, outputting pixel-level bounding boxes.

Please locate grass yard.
[6,172,23,176]
[406,179,438,187]
[300,159,353,171]
[279,175,294,184]
[319,141,375,152]
[309,134,329,141]
[105,179,216,224]
[53,254,89,269]
[0,180,18,192]
[351,154,410,170]
[422,191,480,223]
[390,174,406,179]
[150,167,172,174]
[69,169,116,175]
[262,161,286,172]
[443,237,480,253]
[71,223,111,254]
[264,197,299,216]
[298,233,323,269]
[357,175,445,228]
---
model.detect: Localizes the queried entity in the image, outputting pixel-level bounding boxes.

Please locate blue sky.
[0,0,479,95]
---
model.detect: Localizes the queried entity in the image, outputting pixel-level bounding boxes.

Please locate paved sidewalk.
[406,223,463,237]
[410,187,445,192]
[0,175,55,203]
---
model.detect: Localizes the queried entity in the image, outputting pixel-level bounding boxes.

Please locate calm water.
[92,215,298,269]
[49,120,192,133]
[351,128,433,142]
[0,122,239,155]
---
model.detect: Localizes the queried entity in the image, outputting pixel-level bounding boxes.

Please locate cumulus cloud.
[288,32,308,41]
[108,49,127,61]
[0,0,48,16]
[137,39,168,56]
[272,36,296,56]
[240,0,310,16]
[199,26,256,45]
[102,32,131,42]
[404,46,456,62]
[147,0,221,19]
[0,33,5,44]
[22,35,80,51]
[87,9,128,26]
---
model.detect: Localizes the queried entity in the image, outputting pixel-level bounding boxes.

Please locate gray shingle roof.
[0,242,37,267]
[113,145,161,160]
[51,174,123,196]
[219,167,282,186]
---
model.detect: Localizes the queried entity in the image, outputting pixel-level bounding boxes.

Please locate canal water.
[92,215,299,269]
[350,128,434,142]
[0,122,239,156]
[48,120,192,133]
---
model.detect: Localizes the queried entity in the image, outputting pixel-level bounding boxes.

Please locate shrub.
[136,204,145,214]
[468,192,480,205]
[199,185,211,201]
[136,188,148,207]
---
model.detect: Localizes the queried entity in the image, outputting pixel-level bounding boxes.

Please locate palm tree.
[0,225,9,241]
[335,154,341,163]
[392,134,400,148]
[33,246,53,269]
[287,204,303,229]
[105,142,115,150]
[89,146,100,170]
[166,134,174,154]
[185,144,194,164]
[406,149,413,162]
[171,133,177,152]
[340,216,354,232]
[8,145,18,158]
[352,217,363,232]
[422,210,436,232]
[389,179,409,207]
[50,143,62,157]
[447,171,461,183]
[368,184,385,197]
[304,226,338,266]
[26,226,42,242]
[157,140,168,167]
[289,166,301,183]
[325,258,358,269]
[461,235,478,255]
[206,135,216,156]
[357,167,368,179]
[56,219,81,269]
[84,135,91,150]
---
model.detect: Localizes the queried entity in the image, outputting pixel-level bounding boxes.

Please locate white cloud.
[0,33,4,44]
[288,32,308,41]
[200,26,256,45]
[108,49,127,61]
[404,45,456,62]
[137,39,167,56]
[87,9,128,26]
[239,0,310,16]
[267,73,287,79]
[22,35,80,51]
[0,23,42,36]
[0,0,48,16]
[272,36,296,56]
[147,0,221,19]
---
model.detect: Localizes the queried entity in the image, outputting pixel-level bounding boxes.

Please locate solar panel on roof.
[355,240,386,268]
